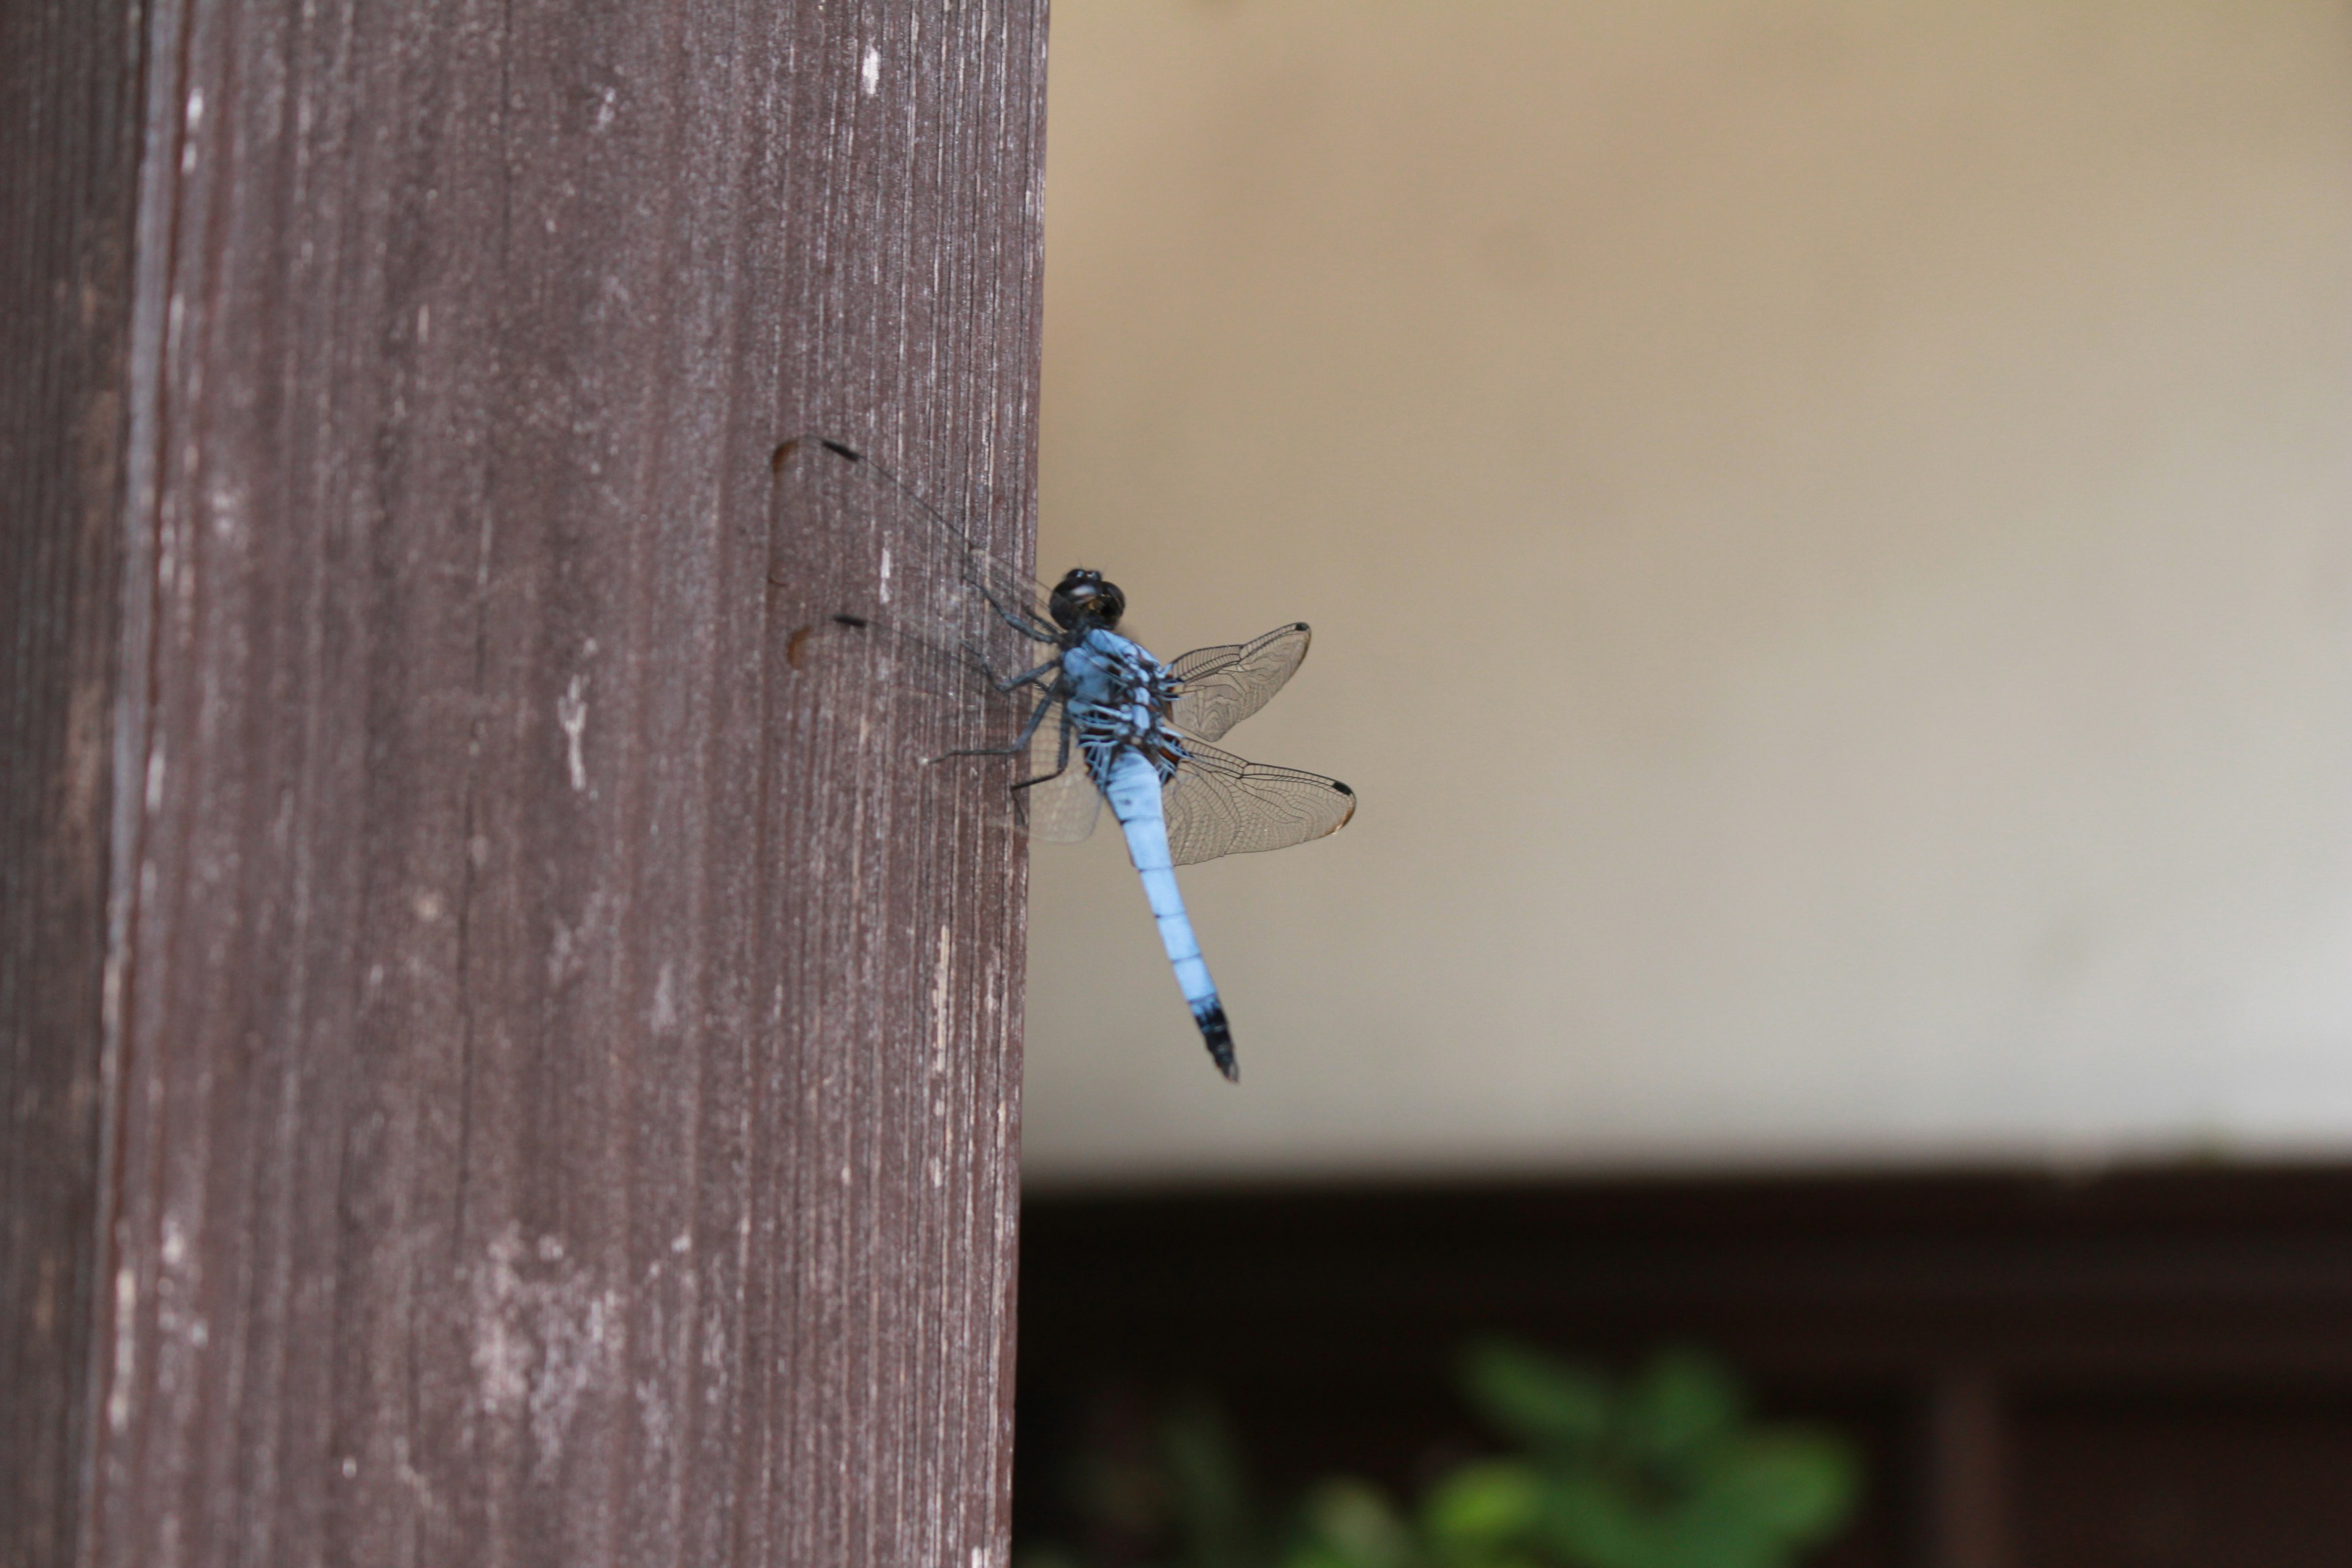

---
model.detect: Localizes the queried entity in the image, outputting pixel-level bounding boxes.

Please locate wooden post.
[1922,1368,2008,1568]
[1,2,1044,1564]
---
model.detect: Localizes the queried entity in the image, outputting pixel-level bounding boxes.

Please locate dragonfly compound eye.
[1049,569,1125,631]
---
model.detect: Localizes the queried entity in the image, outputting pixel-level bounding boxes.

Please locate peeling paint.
[932,924,953,1073]
[557,674,589,791]
[108,1267,137,1431]
[652,960,677,1030]
[469,1225,627,1475]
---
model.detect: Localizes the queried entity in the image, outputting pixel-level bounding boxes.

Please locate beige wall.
[1022,1,2352,1186]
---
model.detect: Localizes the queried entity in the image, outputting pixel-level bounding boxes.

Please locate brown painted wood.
[4,2,1045,1565]
[1,1,146,1561]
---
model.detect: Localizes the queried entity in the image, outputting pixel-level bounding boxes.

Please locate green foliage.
[1433,1343,1858,1568]
[1017,1343,1860,1568]
[1163,1400,1265,1568]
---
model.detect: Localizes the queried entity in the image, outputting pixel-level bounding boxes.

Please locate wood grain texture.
[4,1,1045,1564]
[1,1,146,1561]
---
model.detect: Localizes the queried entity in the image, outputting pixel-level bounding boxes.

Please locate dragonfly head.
[1049,568,1126,631]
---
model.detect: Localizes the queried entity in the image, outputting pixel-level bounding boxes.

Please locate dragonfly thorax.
[1049,568,1125,632]
[1061,629,1184,785]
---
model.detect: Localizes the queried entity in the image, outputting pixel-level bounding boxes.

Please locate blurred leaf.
[1278,1548,1366,1568]
[1684,1430,1860,1545]
[1025,1343,1863,1568]
[1618,1351,1743,1471]
[1652,1502,1781,1568]
[1161,1400,1261,1568]
[1295,1478,1417,1568]
[1536,1470,1665,1568]
[1422,1460,1542,1550]
[1460,1341,1611,1452]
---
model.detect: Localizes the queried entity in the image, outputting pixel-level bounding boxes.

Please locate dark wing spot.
[832,613,870,628]
[1331,780,1354,796]
[821,439,862,462]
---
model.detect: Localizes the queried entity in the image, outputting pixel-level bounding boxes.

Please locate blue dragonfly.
[771,437,1354,1080]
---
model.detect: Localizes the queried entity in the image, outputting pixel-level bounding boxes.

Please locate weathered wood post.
[2,3,1044,1564]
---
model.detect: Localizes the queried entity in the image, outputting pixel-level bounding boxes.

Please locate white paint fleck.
[472,1232,532,1415]
[651,961,677,1030]
[670,1232,691,1254]
[341,1457,358,1479]
[636,1374,674,1460]
[181,91,203,173]
[417,303,430,343]
[930,925,953,1073]
[929,1156,943,1188]
[145,748,165,812]
[161,1218,187,1267]
[878,545,893,604]
[557,674,589,791]
[593,84,618,130]
[532,1289,620,1474]
[861,45,880,96]
[469,1225,625,1475]
[210,481,241,540]
[413,891,444,923]
[108,1268,137,1431]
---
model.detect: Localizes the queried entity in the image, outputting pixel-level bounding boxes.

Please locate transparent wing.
[1021,706,1102,844]
[1163,741,1355,867]
[771,434,1061,769]
[769,435,1057,686]
[1168,623,1313,743]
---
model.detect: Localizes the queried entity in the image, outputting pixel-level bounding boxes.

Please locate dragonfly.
[771,436,1355,1080]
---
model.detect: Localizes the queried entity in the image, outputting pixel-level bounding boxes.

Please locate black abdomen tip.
[1193,1002,1239,1082]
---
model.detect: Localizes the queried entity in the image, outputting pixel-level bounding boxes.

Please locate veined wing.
[1022,705,1103,844]
[1168,624,1312,742]
[771,434,1063,769]
[769,435,1057,669]
[1163,740,1354,867]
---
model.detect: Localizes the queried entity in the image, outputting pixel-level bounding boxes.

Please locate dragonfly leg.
[951,619,1059,692]
[965,652,1059,695]
[974,580,1059,643]
[943,687,1057,764]
[1009,711,1074,793]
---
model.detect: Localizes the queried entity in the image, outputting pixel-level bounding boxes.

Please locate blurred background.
[1013,4,2352,1566]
